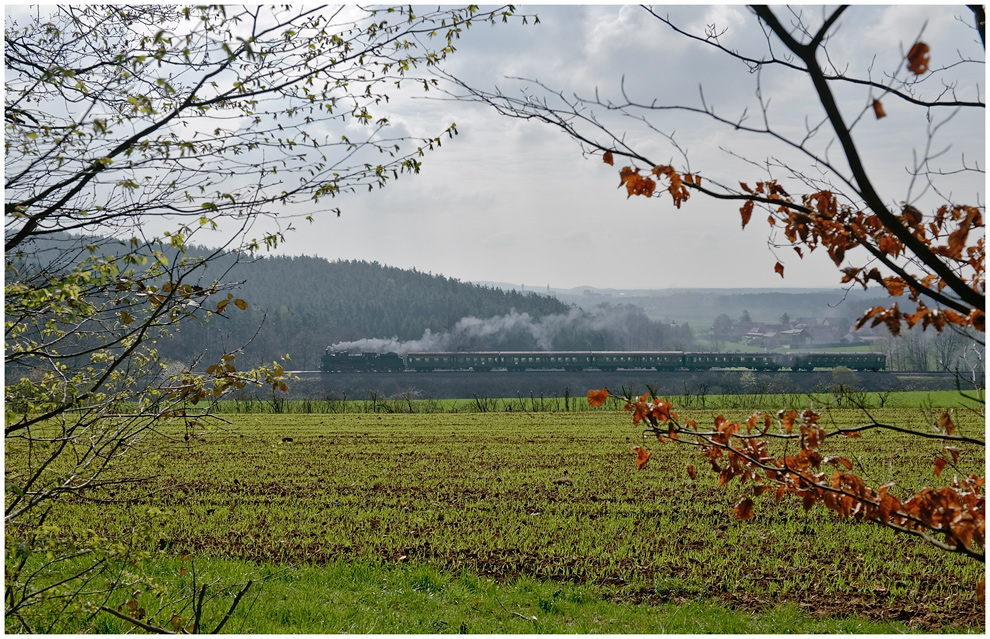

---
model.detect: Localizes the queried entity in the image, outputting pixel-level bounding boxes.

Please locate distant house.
[778,328,809,346]
[743,328,768,346]
[743,324,792,348]
[842,324,886,345]
[803,325,841,344]
[737,316,884,349]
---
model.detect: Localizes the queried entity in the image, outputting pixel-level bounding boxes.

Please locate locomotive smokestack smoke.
[330,310,552,356]
[329,329,445,357]
[329,304,693,356]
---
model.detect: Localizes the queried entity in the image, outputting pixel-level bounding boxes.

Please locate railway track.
[290,369,971,376]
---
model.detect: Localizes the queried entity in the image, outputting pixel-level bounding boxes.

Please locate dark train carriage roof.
[406,351,504,357]
[406,351,685,357]
[587,351,684,356]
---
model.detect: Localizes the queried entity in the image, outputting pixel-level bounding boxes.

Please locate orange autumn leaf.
[906,41,930,75]
[686,464,697,480]
[904,307,929,329]
[602,150,614,166]
[632,445,652,470]
[901,204,923,227]
[942,446,961,464]
[587,387,610,407]
[618,168,656,198]
[937,411,956,436]
[872,99,886,119]
[883,277,905,297]
[970,309,985,332]
[733,497,755,521]
[877,235,902,255]
[650,398,675,424]
[774,261,785,278]
[652,164,691,208]
[934,457,947,477]
[630,400,650,426]
[826,456,854,470]
[778,409,798,434]
[740,200,754,229]
[745,413,759,434]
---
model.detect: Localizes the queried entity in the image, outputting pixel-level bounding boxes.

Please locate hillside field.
[6,401,984,633]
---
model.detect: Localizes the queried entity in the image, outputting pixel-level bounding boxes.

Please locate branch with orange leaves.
[604,150,984,334]
[443,14,984,337]
[586,387,986,564]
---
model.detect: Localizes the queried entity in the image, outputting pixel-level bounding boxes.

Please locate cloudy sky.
[265,4,983,291]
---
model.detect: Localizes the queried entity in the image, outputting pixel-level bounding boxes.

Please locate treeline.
[877,326,985,373]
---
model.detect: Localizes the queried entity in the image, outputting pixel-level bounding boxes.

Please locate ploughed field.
[25,407,985,629]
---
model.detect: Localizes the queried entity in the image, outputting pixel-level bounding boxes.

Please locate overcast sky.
[263,4,984,291]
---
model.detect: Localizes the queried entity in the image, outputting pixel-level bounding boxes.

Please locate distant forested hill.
[8,234,693,372]
[153,254,574,370]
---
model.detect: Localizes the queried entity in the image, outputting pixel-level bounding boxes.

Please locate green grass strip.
[80,556,954,634]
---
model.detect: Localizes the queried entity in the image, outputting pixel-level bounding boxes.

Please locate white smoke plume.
[329,305,692,356]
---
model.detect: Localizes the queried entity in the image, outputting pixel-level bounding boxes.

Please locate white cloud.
[251,5,983,291]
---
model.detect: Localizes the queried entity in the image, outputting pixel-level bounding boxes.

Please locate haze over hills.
[474,281,889,326]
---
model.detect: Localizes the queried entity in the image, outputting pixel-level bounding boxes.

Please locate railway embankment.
[267,370,982,401]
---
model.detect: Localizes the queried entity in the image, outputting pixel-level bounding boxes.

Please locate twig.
[193,582,207,634]
[210,580,253,634]
[99,606,177,634]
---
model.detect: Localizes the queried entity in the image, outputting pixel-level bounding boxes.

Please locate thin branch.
[98,606,178,634]
[210,580,252,634]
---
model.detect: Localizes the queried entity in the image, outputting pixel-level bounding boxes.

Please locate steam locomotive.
[321,350,886,373]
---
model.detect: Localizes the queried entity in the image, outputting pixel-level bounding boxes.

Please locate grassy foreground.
[78,556,937,634]
[6,400,985,632]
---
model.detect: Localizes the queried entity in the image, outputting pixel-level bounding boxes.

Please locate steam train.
[321,349,886,373]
